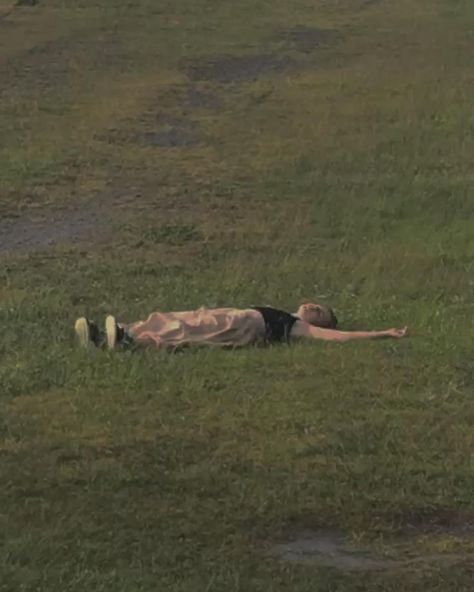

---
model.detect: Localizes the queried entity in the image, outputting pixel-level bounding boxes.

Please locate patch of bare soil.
[360,0,383,7]
[0,191,144,255]
[0,38,71,96]
[99,114,203,149]
[183,85,222,110]
[0,35,128,98]
[272,529,398,571]
[0,206,103,254]
[0,0,38,23]
[184,54,295,84]
[140,127,201,148]
[394,508,474,538]
[277,26,340,53]
[272,518,474,572]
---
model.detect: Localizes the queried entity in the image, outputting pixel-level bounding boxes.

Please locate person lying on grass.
[74,303,408,350]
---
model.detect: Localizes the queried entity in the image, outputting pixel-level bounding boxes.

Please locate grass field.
[1,0,474,590]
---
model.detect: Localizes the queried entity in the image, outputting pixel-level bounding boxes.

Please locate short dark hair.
[298,303,338,328]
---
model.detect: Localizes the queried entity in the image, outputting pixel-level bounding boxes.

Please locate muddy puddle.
[272,530,398,571]
[271,523,474,571]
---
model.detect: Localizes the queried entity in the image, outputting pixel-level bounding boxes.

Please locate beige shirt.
[126,307,267,349]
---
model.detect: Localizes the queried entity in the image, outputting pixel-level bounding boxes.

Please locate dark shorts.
[252,306,299,345]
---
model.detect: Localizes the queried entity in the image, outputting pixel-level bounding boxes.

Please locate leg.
[105,315,136,350]
[105,312,169,350]
[74,317,102,348]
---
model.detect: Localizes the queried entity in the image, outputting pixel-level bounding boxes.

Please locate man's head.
[296,302,338,329]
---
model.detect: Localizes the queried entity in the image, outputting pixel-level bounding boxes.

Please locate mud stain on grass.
[183,85,222,110]
[0,191,145,255]
[394,508,474,538]
[139,127,201,148]
[277,26,340,54]
[99,114,203,149]
[0,181,215,255]
[183,26,343,86]
[0,0,38,23]
[360,0,384,7]
[0,207,104,254]
[0,35,129,99]
[138,115,202,148]
[272,518,474,572]
[272,530,398,571]
[184,54,295,84]
[0,38,72,96]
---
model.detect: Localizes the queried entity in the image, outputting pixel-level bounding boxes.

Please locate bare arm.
[290,320,408,342]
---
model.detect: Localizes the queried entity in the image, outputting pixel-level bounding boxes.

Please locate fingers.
[387,326,408,338]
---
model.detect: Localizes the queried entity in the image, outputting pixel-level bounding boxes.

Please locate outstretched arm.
[290,320,408,342]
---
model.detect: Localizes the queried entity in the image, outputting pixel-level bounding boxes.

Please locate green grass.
[1,0,474,590]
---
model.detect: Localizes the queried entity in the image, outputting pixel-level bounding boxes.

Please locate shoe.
[74,317,102,348]
[105,315,133,350]
[105,315,119,349]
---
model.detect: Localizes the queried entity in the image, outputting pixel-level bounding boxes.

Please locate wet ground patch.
[183,85,222,110]
[99,113,203,149]
[150,82,224,112]
[393,508,474,538]
[139,122,201,149]
[184,54,295,84]
[360,0,384,7]
[277,26,340,54]
[0,190,145,255]
[0,38,73,97]
[0,35,129,99]
[272,516,474,572]
[0,205,105,254]
[182,26,342,86]
[0,0,37,22]
[272,529,398,571]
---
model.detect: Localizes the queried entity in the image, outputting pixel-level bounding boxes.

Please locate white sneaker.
[74,317,101,348]
[105,315,119,350]
[105,315,135,350]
